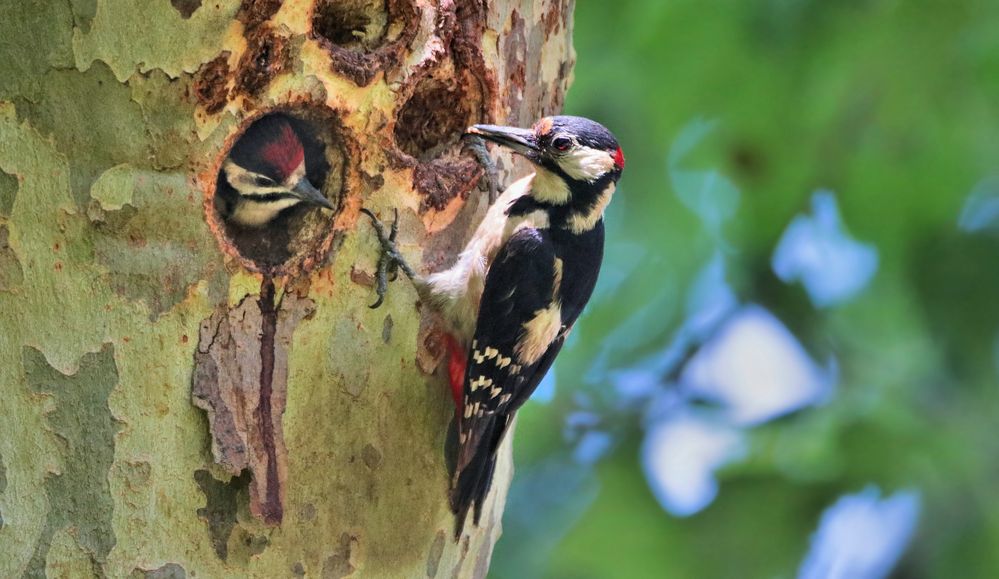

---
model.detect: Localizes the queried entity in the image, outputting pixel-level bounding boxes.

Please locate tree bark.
[0,0,574,577]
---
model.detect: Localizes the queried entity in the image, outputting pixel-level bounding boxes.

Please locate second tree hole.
[395,74,478,161]
[312,0,389,51]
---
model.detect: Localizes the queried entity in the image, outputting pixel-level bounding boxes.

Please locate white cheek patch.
[232,197,301,227]
[222,160,290,197]
[557,147,616,182]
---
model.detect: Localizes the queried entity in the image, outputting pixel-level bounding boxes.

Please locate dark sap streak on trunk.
[257,276,282,524]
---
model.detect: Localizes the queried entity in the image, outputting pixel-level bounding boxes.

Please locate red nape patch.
[443,333,466,410]
[261,119,305,181]
[613,146,626,170]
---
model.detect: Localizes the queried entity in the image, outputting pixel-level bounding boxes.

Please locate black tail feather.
[450,416,506,539]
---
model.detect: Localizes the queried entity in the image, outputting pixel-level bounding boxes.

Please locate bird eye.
[552,136,572,152]
[254,175,276,187]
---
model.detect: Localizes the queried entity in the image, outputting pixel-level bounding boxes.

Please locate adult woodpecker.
[215,115,334,229]
[365,115,625,537]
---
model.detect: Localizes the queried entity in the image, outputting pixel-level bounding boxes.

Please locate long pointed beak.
[291,178,335,210]
[465,124,539,157]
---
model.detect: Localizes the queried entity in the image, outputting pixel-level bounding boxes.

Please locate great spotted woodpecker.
[364,115,624,537]
[215,115,334,229]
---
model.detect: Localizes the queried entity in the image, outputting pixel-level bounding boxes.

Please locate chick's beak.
[465,124,539,158]
[291,178,334,210]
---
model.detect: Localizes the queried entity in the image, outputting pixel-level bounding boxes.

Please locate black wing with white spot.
[462,227,560,423]
[451,226,566,534]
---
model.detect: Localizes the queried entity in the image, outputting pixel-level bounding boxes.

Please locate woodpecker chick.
[364,115,625,538]
[216,115,334,228]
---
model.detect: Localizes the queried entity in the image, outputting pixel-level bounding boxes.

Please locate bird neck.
[517,171,617,234]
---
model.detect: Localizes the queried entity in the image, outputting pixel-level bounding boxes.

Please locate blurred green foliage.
[492,1,999,577]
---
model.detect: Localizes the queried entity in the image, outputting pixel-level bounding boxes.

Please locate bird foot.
[361,208,416,309]
[463,135,500,204]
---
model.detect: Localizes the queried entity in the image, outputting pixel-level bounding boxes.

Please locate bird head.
[465,116,624,232]
[219,116,334,227]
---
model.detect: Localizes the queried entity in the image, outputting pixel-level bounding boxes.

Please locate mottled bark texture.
[0,0,574,577]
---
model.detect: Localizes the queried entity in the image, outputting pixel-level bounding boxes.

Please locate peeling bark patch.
[362,443,382,469]
[382,314,393,343]
[237,0,282,30]
[15,61,151,207]
[22,344,121,575]
[426,530,445,577]
[413,157,481,212]
[194,53,231,114]
[170,0,202,19]
[90,167,224,319]
[192,285,316,525]
[0,225,24,292]
[322,533,359,578]
[130,562,187,578]
[70,0,98,33]
[235,27,291,100]
[241,531,270,555]
[195,469,251,561]
[121,460,152,491]
[0,168,16,217]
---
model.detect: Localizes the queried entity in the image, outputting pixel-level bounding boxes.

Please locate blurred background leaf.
[491,1,999,577]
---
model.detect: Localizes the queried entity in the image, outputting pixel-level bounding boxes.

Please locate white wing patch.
[515,303,562,365]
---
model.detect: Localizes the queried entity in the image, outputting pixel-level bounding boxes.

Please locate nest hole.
[210,109,348,274]
[312,0,389,51]
[395,73,479,162]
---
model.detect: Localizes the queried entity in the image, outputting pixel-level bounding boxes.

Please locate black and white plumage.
[365,115,624,538]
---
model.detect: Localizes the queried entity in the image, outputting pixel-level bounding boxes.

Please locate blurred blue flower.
[606,253,738,407]
[531,367,557,405]
[641,412,747,517]
[772,191,879,308]
[668,118,741,242]
[799,486,921,579]
[493,458,601,579]
[958,176,999,233]
[573,430,614,465]
[686,251,739,338]
[681,305,834,426]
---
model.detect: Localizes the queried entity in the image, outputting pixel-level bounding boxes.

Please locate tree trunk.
[0,1,574,577]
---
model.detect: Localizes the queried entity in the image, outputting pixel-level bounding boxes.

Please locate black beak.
[291,178,335,210]
[465,124,539,158]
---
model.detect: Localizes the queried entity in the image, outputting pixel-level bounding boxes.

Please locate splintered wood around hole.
[191,280,315,525]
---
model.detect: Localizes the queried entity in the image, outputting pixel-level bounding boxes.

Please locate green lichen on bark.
[14,61,154,207]
[22,344,121,576]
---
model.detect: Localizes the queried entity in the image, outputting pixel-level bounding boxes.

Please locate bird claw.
[362,207,414,309]
[463,135,500,204]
